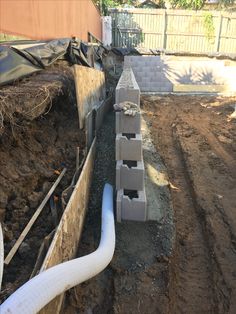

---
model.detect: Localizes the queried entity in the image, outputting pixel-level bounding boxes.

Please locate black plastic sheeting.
[112,47,236,61]
[0,38,103,86]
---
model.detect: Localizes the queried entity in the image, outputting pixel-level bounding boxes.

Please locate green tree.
[169,0,234,10]
[95,0,138,15]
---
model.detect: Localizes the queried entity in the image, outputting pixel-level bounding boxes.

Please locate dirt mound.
[0,66,85,302]
[0,63,73,136]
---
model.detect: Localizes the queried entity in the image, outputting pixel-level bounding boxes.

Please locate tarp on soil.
[0,38,101,86]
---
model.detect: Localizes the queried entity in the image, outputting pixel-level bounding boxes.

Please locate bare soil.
[1,88,236,314]
[142,95,236,314]
[0,69,85,302]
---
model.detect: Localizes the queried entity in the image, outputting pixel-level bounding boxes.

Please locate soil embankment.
[0,66,85,301]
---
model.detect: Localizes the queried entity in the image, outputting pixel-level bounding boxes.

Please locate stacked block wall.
[124,56,236,93]
[115,67,146,222]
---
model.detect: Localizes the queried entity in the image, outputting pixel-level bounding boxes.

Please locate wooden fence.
[109,8,236,54]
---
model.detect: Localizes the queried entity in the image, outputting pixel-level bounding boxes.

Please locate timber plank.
[39,138,96,314]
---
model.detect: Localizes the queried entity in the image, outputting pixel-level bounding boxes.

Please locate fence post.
[162,10,167,49]
[215,13,223,52]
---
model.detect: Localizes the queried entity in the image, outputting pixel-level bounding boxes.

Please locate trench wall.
[74,65,106,129]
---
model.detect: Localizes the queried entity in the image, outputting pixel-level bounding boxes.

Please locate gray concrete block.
[116,160,144,190]
[116,87,140,107]
[116,87,140,105]
[116,112,141,134]
[116,189,147,222]
[116,67,140,105]
[148,86,157,92]
[116,133,142,161]
[160,86,172,92]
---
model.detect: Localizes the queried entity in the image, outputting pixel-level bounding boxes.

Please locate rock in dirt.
[11,197,26,209]
[28,192,44,208]
[0,191,8,208]
[18,242,31,258]
[0,208,5,222]
[218,134,232,144]
[3,227,14,242]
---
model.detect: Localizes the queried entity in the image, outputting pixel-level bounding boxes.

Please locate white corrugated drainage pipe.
[0,183,115,314]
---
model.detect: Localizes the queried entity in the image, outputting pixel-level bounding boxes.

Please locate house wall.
[0,0,102,41]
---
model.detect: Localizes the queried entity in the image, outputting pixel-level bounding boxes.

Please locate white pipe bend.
[0,183,115,314]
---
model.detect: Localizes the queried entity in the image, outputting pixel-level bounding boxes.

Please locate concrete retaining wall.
[115,67,147,222]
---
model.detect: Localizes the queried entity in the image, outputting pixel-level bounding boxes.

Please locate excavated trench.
[1,63,236,314]
[64,94,236,314]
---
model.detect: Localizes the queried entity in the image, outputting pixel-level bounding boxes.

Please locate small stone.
[18,242,31,257]
[28,191,43,208]
[0,208,5,222]
[11,197,26,209]
[11,222,19,230]
[18,165,31,176]
[42,181,51,192]
[4,228,14,242]
[218,135,232,144]
[0,190,8,208]
[22,205,30,213]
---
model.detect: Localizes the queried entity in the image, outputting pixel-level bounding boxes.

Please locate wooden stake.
[4,168,67,265]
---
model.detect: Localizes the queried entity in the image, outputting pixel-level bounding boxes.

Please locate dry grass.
[0,65,74,136]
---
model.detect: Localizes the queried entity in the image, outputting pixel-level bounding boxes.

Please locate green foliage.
[203,12,215,42]
[96,0,235,13]
[170,0,205,10]
[95,0,138,15]
[169,0,234,10]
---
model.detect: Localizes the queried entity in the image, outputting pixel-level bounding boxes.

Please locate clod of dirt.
[18,242,31,258]
[27,192,44,208]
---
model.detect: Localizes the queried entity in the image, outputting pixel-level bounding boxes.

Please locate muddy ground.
[0,70,85,301]
[65,94,236,314]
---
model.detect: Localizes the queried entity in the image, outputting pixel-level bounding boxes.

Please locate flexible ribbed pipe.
[0,183,115,314]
